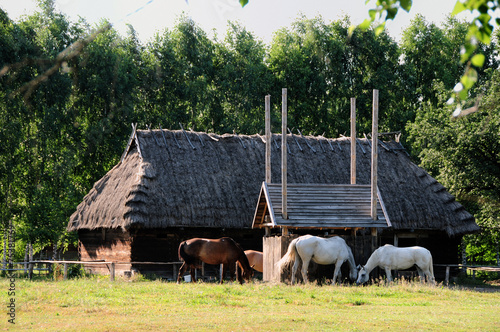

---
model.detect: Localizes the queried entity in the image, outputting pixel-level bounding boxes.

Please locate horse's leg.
[420,266,435,284]
[384,268,393,282]
[177,262,188,284]
[291,255,300,285]
[332,261,342,285]
[300,257,311,284]
[190,266,196,283]
[220,264,226,284]
[416,266,425,283]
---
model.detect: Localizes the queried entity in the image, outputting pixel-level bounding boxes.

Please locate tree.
[406,77,500,265]
[268,15,403,136]
[212,22,273,133]
[0,0,85,257]
[359,0,500,114]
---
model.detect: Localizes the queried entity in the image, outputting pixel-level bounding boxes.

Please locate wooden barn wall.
[78,228,132,274]
[130,227,265,277]
[77,226,460,281]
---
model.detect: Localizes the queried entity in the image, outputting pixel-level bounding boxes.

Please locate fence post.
[64,263,68,280]
[173,263,178,281]
[445,266,450,285]
[28,262,33,280]
[110,262,115,281]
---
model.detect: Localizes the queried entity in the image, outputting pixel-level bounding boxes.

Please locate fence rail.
[2,260,186,281]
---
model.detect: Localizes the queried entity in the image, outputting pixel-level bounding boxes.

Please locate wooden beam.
[265,95,271,184]
[282,88,288,220]
[350,97,356,184]
[371,89,379,220]
[298,128,316,153]
[180,123,196,150]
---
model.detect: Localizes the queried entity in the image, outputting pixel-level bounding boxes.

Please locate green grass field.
[1,276,500,331]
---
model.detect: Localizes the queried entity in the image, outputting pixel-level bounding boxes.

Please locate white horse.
[356,244,435,284]
[276,235,357,284]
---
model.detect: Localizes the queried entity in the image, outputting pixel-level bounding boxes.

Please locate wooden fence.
[1,260,236,282]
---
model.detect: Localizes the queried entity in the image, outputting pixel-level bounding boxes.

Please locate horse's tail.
[178,241,191,264]
[276,237,299,273]
[429,251,435,282]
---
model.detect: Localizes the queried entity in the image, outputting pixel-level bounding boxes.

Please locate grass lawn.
[1,276,500,331]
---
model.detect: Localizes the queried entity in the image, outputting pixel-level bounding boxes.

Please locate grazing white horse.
[356,244,435,284]
[276,235,357,284]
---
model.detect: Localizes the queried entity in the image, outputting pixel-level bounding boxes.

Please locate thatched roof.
[67,128,479,237]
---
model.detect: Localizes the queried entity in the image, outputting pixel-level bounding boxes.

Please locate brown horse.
[177,237,254,284]
[244,250,263,273]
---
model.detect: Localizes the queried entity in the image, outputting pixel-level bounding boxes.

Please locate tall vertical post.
[371,90,379,252]
[265,95,271,184]
[371,90,379,220]
[281,88,288,221]
[350,97,356,185]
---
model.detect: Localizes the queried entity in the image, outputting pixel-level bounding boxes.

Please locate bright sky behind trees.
[2,0,470,43]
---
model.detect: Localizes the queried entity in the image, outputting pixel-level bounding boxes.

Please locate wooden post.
[265,95,271,184]
[371,89,379,221]
[110,262,115,281]
[350,97,356,184]
[281,88,287,221]
[173,263,178,281]
[394,233,399,247]
[445,266,450,285]
[371,90,379,254]
[28,262,33,280]
[63,263,68,280]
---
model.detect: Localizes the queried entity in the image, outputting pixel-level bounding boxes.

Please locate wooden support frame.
[265,95,271,184]
[350,97,356,184]
[281,88,288,221]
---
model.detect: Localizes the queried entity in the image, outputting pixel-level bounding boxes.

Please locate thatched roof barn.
[67,127,478,278]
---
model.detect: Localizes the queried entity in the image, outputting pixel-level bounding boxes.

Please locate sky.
[1,0,471,44]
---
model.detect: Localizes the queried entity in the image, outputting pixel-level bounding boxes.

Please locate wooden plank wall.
[78,229,132,274]
[263,234,298,282]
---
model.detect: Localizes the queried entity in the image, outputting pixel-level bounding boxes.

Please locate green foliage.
[268,15,404,136]
[407,78,500,265]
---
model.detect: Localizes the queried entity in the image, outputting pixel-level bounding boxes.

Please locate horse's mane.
[226,238,251,267]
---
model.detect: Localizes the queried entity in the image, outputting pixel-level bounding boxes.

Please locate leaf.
[460,67,478,90]
[348,25,356,38]
[452,1,466,15]
[374,23,386,36]
[471,53,485,67]
[239,0,249,7]
[400,0,413,12]
[359,19,372,30]
[386,7,399,20]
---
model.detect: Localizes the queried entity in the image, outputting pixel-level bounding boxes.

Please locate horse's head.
[356,265,369,285]
[349,266,358,282]
[242,265,254,281]
[237,261,254,283]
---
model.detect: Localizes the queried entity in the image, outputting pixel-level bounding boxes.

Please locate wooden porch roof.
[252,182,391,229]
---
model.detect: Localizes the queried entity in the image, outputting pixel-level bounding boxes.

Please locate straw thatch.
[67,128,478,237]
